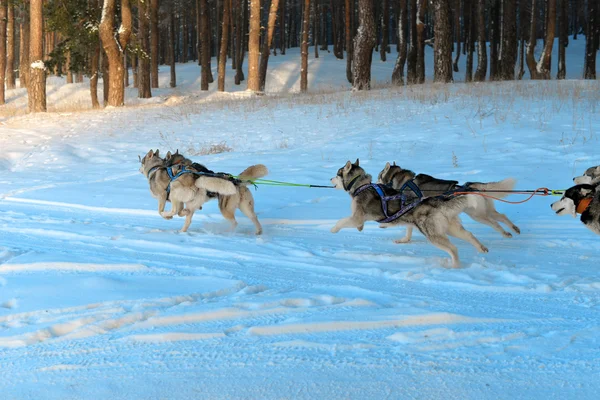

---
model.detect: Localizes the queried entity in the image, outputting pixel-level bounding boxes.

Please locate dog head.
[164,149,190,168]
[574,165,600,185]
[331,159,368,191]
[139,149,163,176]
[376,162,416,188]
[551,184,595,217]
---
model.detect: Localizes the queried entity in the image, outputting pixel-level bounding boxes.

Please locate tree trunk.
[200,0,210,90]
[90,46,101,108]
[280,0,286,55]
[170,7,177,87]
[218,0,231,91]
[235,0,247,84]
[464,0,474,82]
[489,0,499,80]
[525,0,538,79]
[247,0,260,91]
[345,0,354,83]
[407,0,417,83]
[138,0,152,97]
[499,0,517,80]
[473,0,486,81]
[66,51,73,83]
[102,52,109,103]
[6,3,15,90]
[416,0,426,83]
[27,0,46,112]
[259,0,281,91]
[517,0,527,79]
[535,0,556,79]
[452,0,460,72]
[183,11,189,63]
[0,0,7,104]
[353,0,376,90]
[300,0,310,92]
[392,0,407,85]
[381,0,389,62]
[19,9,29,89]
[313,0,318,58]
[151,0,159,88]
[433,0,453,83]
[556,0,567,79]
[584,0,598,79]
[99,0,132,106]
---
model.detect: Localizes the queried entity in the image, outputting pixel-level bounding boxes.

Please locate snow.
[0,40,600,399]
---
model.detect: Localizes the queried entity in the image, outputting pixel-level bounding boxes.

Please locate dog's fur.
[139,149,173,218]
[163,150,268,234]
[574,165,600,186]
[331,160,489,268]
[551,184,600,235]
[377,162,520,243]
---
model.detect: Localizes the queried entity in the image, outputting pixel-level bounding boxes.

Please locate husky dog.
[377,162,520,243]
[551,184,600,235]
[163,150,268,235]
[573,165,600,186]
[139,149,238,232]
[331,159,489,268]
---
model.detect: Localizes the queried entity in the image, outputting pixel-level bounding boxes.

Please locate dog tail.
[195,176,237,196]
[237,164,269,185]
[467,178,516,200]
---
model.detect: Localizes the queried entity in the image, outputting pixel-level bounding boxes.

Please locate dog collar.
[577,197,592,214]
[345,175,361,192]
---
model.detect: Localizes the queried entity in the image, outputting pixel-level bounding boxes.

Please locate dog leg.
[181,210,194,232]
[448,220,489,253]
[239,197,262,235]
[427,234,461,268]
[331,216,363,233]
[220,202,238,232]
[490,210,520,234]
[158,194,173,220]
[394,226,413,244]
[466,210,512,238]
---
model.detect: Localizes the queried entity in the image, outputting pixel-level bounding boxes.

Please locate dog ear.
[166,151,172,160]
[147,149,154,159]
[393,161,396,166]
[175,149,179,155]
[138,155,142,163]
[354,158,360,166]
[344,161,353,171]
[581,187,594,197]
[155,149,160,157]
[384,162,391,171]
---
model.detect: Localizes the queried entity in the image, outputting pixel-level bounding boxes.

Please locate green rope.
[232,176,334,188]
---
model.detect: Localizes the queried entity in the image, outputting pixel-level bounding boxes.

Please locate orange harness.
[577,197,593,214]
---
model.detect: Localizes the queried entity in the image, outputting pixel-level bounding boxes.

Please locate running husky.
[551,184,600,235]
[331,159,489,268]
[377,162,520,243]
[573,165,600,186]
[139,149,238,232]
[163,150,268,235]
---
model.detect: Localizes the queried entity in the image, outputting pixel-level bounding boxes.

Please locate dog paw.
[479,245,489,253]
[357,225,364,232]
[160,212,173,220]
[394,237,411,244]
[179,209,190,216]
[512,226,521,234]
[379,224,388,229]
[330,227,340,234]
[502,232,513,238]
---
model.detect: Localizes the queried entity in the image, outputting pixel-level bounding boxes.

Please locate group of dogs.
[140,150,599,268]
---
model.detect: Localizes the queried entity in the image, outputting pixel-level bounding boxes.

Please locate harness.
[162,164,241,195]
[577,197,592,214]
[353,180,424,223]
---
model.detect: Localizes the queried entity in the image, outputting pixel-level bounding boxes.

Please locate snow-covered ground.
[1,41,600,399]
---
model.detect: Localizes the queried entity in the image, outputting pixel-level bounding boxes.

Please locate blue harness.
[353,180,424,223]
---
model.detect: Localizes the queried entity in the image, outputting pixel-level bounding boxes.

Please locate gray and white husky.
[573,165,600,186]
[377,162,520,243]
[163,150,268,235]
[551,184,600,236]
[331,159,489,268]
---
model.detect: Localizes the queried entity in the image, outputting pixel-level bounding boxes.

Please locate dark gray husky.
[331,159,489,268]
[377,162,519,243]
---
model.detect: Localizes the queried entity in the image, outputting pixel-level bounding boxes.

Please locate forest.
[0,0,598,111]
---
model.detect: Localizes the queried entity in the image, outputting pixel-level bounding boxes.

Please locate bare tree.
[433,0,453,83]
[218,0,232,91]
[584,0,598,79]
[557,0,567,79]
[170,2,177,87]
[452,0,460,72]
[280,0,286,55]
[259,0,281,91]
[150,0,159,88]
[407,0,417,83]
[380,0,389,62]
[99,0,132,106]
[6,3,15,90]
[489,0,499,80]
[392,0,407,85]
[353,0,376,90]
[247,0,260,91]
[416,0,426,83]
[19,6,29,88]
[235,0,247,84]
[28,0,46,112]
[138,0,152,97]
[300,0,310,92]
[200,0,210,90]
[464,0,474,81]
[499,0,517,80]
[0,0,7,104]
[527,0,556,79]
